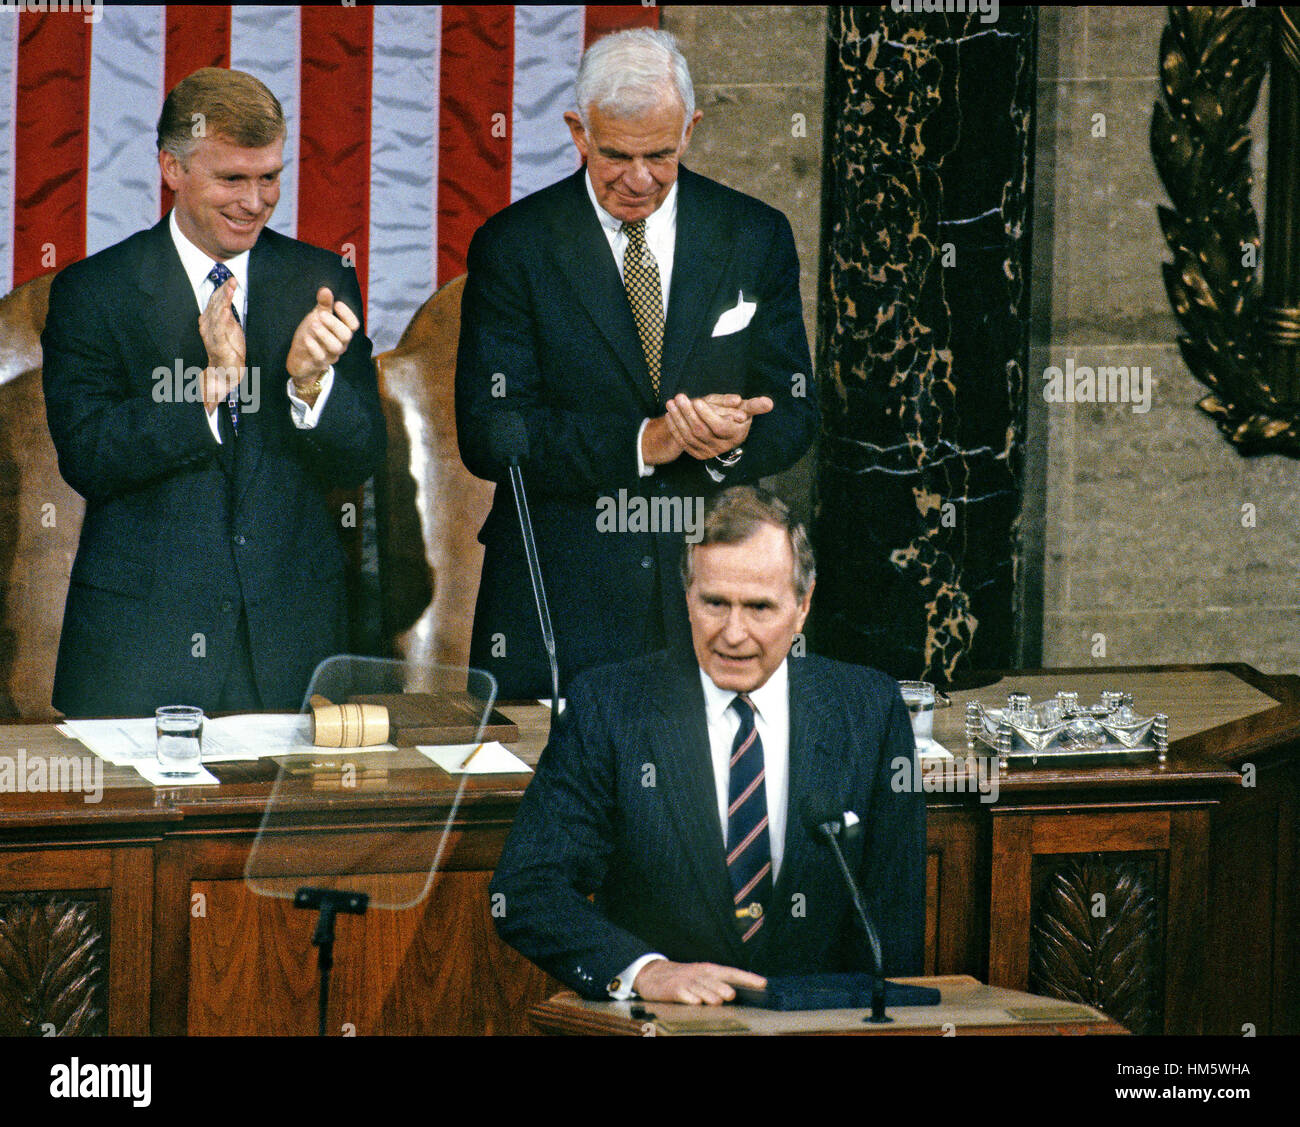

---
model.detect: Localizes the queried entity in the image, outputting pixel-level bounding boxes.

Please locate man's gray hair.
[575,28,695,137]
[681,485,816,601]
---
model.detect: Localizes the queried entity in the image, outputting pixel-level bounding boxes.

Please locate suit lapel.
[650,655,747,965]
[135,218,209,389]
[545,169,658,412]
[134,219,234,476]
[660,167,732,400]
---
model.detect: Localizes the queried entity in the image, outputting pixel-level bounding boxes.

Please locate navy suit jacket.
[489,650,927,999]
[41,217,386,716]
[456,167,817,698]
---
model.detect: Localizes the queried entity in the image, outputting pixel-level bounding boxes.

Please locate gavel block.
[348,692,520,746]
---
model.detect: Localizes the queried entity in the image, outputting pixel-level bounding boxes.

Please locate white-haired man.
[456,28,818,699]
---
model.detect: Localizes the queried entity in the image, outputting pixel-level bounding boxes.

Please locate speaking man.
[456,28,817,699]
[490,486,925,1004]
[42,67,385,717]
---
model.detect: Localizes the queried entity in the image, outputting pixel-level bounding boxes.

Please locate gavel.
[309,694,390,747]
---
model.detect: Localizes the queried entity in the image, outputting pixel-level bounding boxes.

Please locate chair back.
[374,274,494,670]
[0,273,83,720]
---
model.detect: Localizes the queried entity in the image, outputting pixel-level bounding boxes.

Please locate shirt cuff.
[705,462,726,483]
[205,403,223,445]
[287,366,335,428]
[608,953,667,1000]
[635,418,655,478]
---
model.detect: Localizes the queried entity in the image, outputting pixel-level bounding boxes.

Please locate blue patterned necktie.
[205,262,241,435]
[727,693,773,942]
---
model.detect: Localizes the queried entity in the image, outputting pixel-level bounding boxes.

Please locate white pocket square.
[711,291,757,337]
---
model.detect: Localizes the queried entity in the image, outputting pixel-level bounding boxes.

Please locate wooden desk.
[0,664,1295,1035]
[529,975,1127,1035]
[923,664,1299,1035]
[0,702,555,1035]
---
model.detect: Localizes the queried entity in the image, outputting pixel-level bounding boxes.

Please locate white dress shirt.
[582,170,676,479]
[610,659,793,1000]
[168,210,333,443]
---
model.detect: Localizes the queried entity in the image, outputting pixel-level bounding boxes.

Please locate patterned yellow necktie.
[622,219,663,400]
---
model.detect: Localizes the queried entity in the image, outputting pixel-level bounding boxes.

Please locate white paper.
[130,759,220,787]
[59,719,157,765]
[916,738,954,759]
[60,713,395,766]
[419,742,532,775]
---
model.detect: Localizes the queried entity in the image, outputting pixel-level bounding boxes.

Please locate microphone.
[801,792,892,1024]
[487,412,560,725]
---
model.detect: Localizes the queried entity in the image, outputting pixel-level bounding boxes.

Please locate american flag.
[0,3,658,349]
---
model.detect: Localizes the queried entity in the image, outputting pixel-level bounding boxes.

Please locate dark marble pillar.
[812,6,1037,683]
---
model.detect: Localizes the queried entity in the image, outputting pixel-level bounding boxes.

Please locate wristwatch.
[712,445,744,469]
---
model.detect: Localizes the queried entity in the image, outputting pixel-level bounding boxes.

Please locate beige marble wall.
[662,5,826,523]
[1032,6,1300,674]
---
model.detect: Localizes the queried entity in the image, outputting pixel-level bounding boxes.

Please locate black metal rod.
[821,830,891,1024]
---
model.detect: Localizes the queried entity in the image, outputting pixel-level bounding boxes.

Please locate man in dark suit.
[456,28,817,699]
[42,67,385,717]
[491,486,925,1004]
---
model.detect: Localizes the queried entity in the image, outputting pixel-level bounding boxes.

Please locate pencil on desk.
[460,742,486,770]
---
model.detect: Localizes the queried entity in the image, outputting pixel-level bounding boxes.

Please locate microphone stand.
[294,887,370,1037]
[506,460,560,727]
[817,821,892,1025]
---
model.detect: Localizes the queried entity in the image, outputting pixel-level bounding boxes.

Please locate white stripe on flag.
[0,15,17,295]
[86,5,165,256]
[368,5,440,352]
[511,5,583,203]
[232,5,300,240]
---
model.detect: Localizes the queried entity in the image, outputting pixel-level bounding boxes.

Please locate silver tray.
[964,690,1169,770]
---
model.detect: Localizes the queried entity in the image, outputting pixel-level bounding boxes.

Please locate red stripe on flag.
[162,7,232,217]
[165,5,231,91]
[298,5,374,306]
[437,5,513,286]
[584,4,660,47]
[13,13,91,286]
[12,13,90,285]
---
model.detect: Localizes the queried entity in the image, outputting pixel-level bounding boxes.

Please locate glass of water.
[898,681,935,745]
[156,705,204,776]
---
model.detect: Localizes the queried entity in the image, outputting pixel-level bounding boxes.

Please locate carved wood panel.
[0,891,108,1035]
[1028,853,1164,1036]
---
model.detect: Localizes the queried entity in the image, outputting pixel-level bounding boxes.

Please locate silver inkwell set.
[964,690,1169,771]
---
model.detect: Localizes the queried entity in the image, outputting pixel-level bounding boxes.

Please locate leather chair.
[373,275,494,671]
[0,273,83,720]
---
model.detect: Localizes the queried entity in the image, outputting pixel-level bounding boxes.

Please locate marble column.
[813,5,1037,683]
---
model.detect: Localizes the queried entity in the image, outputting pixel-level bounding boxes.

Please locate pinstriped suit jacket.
[490,648,926,999]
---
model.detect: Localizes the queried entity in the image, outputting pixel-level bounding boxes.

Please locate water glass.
[156,705,204,776]
[898,681,935,744]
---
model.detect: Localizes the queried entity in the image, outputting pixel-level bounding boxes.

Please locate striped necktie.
[727,693,772,942]
[205,261,241,435]
[621,219,663,401]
